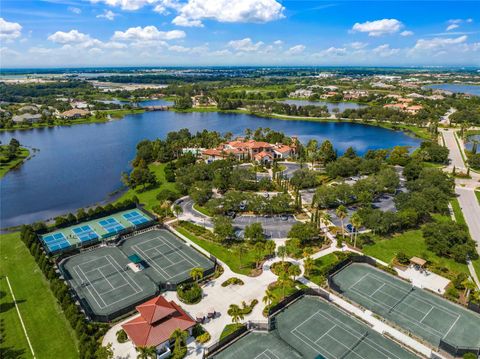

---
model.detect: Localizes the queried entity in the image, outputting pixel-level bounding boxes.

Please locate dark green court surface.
[212,297,417,359]
[61,246,157,320]
[119,229,214,286]
[60,229,215,320]
[330,263,480,350]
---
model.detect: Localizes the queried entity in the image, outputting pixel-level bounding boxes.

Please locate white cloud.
[286,44,305,55]
[112,26,186,41]
[168,44,189,52]
[400,30,413,37]
[171,0,285,27]
[373,44,400,57]
[313,46,347,57]
[227,38,264,52]
[413,35,468,51]
[97,10,117,20]
[0,46,20,57]
[0,18,22,40]
[273,40,283,46]
[68,7,82,14]
[446,24,459,31]
[348,41,368,49]
[90,0,159,11]
[352,18,403,36]
[48,29,91,44]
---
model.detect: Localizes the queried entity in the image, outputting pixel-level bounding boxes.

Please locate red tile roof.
[254,151,273,160]
[122,296,195,347]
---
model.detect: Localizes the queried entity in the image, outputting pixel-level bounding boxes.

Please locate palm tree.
[336,205,347,239]
[262,289,275,307]
[288,265,301,281]
[277,267,290,300]
[277,245,287,262]
[254,242,265,269]
[350,213,362,248]
[238,244,247,269]
[320,211,332,227]
[135,346,157,359]
[303,256,314,277]
[173,204,183,217]
[227,304,245,323]
[190,267,204,283]
[170,329,187,356]
[462,278,477,299]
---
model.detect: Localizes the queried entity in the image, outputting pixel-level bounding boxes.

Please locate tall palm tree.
[135,346,157,359]
[173,204,183,217]
[277,245,287,262]
[303,256,314,277]
[336,205,347,239]
[277,267,290,300]
[462,278,477,299]
[288,265,301,281]
[227,304,244,323]
[350,213,362,248]
[190,267,204,283]
[170,329,187,356]
[320,211,332,227]
[262,289,275,307]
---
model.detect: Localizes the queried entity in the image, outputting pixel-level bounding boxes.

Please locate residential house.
[60,109,90,119]
[122,296,195,359]
[12,113,42,123]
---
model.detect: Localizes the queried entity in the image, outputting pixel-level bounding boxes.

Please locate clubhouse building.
[122,296,195,358]
[201,138,297,164]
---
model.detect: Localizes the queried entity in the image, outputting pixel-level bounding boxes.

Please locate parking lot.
[233,214,298,239]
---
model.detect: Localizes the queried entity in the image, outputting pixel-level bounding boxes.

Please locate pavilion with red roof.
[122,296,195,354]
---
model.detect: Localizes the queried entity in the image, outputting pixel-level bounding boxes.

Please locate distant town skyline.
[1,0,479,67]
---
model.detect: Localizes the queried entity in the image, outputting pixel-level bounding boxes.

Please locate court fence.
[203,324,249,358]
[439,338,480,358]
[467,301,480,314]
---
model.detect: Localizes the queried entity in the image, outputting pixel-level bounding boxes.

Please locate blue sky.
[0,0,479,67]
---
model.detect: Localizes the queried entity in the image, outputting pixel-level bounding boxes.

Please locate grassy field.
[306,253,341,286]
[0,232,78,359]
[219,324,245,340]
[450,197,467,226]
[475,191,480,205]
[174,224,259,275]
[114,162,179,211]
[0,147,30,179]
[362,229,469,279]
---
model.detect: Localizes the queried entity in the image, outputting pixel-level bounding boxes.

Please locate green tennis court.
[211,296,417,359]
[119,229,215,286]
[60,246,157,320]
[330,263,480,350]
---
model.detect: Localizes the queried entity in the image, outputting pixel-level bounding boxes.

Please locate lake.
[0,111,420,228]
[425,84,480,96]
[282,99,365,112]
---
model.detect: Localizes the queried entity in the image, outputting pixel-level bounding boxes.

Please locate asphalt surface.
[176,196,298,239]
[442,130,466,171]
[279,162,301,179]
[456,187,480,254]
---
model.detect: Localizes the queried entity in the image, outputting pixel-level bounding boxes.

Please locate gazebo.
[409,256,426,268]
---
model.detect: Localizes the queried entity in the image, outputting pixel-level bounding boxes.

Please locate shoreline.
[0,146,31,179]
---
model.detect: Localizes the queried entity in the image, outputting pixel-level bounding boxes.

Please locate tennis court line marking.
[443,315,460,339]
[159,233,204,268]
[291,310,404,359]
[5,276,36,359]
[73,255,143,309]
[419,307,434,323]
[132,243,173,279]
[346,273,460,338]
[254,349,280,359]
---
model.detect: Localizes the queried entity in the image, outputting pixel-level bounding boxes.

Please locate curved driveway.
[176,196,298,239]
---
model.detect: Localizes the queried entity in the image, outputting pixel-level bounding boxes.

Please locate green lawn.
[475,191,480,205]
[219,324,245,340]
[174,224,258,275]
[114,162,179,211]
[362,229,469,279]
[0,232,78,359]
[192,204,213,217]
[450,198,467,226]
[0,147,30,179]
[306,253,341,286]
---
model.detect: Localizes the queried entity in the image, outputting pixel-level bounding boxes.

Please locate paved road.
[442,129,466,171]
[176,196,298,238]
[456,187,480,254]
[279,161,301,179]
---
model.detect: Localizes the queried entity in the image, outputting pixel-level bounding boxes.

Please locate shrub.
[196,332,211,344]
[177,282,202,304]
[116,329,128,343]
[221,277,244,287]
[396,252,410,265]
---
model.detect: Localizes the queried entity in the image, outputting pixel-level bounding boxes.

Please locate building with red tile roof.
[122,296,195,353]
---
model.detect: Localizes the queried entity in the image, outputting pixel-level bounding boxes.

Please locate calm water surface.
[426,84,480,96]
[282,99,365,111]
[0,112,420,227]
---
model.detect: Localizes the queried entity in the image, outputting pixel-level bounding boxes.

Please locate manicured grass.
[0,147,30,179]
[475,191,480,205]
[362,229,469,279]
[192,204,213,217]
[450,197,467,226]
[472,258,480,283]
[174,224,258,275]
[114,162,179,211]
[306,253,341,286]
[0,232,78,359]
[219,324,245,340]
